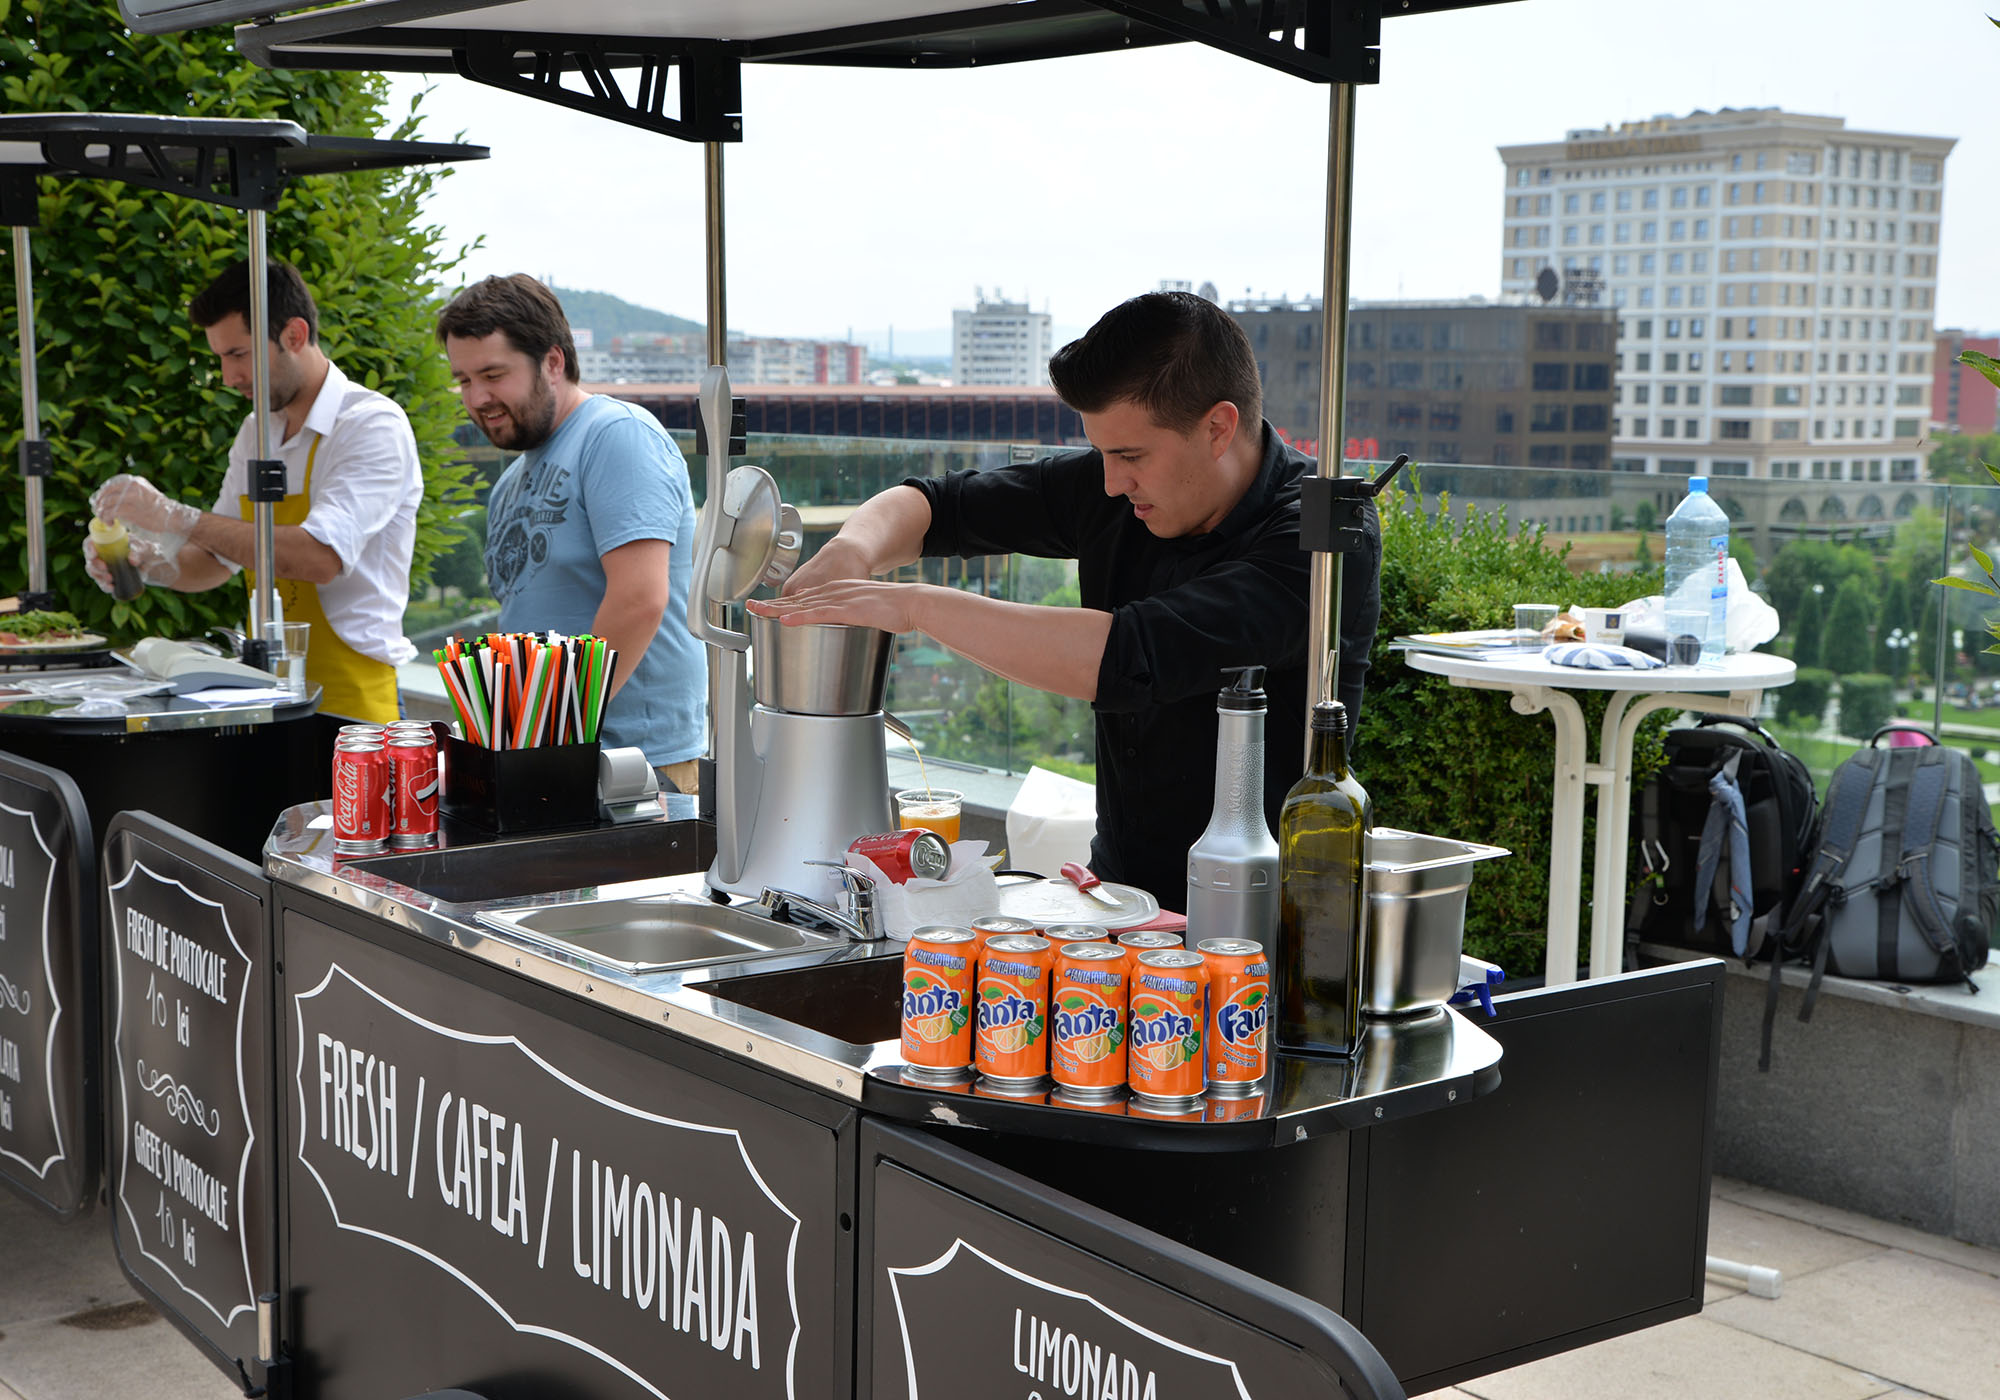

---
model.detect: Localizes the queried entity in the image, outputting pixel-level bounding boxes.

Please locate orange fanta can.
[976,934,1053,1087]
[1044,922,1111,947]
[1127,949,1208,1105]
[901,928,978,1084]
[1050,942,1129,1100]
[970,915,1039,954]
[1115,929,1183,975]
[1198,938,1271,1096]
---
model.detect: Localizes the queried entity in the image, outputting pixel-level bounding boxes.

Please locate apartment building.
[1498,107,1955,489]
[951,289,1054,387]
[1230,297,1616,469]
[576,331,864,386]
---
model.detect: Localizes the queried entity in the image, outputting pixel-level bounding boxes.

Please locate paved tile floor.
[3,1175,1997,1399]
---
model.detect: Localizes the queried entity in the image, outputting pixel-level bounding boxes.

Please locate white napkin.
[847,839,1003,940]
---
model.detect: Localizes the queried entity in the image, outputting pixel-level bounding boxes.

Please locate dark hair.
[1047,291,1261,435]
[188,258,319,345]
[435,274,580,384]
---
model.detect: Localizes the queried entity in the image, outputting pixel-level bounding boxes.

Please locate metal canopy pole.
[244,207,280,667]
[12,227,48,602]
[701,139,729,789]
[1306,82,1359,732]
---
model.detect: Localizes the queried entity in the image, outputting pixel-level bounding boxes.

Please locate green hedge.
[1837,674,1895,740]
[1359,480,1667,977]
[1776,667,1834,726]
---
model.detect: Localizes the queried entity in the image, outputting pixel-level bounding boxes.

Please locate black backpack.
[1627,716,1818,965]
[1759,727,1999,1069]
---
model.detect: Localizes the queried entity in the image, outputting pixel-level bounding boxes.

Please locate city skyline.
[383,0,1997,347]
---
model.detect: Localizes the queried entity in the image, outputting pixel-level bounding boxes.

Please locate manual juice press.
[687,367,898,900]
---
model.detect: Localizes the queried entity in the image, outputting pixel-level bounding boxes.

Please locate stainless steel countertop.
[265,802,1504,1143]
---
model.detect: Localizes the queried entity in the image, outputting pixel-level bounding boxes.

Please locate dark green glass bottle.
[1275,698,1372,1057]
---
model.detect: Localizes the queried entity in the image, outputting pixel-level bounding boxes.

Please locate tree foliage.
[1821,575,1875,676]
[0,1,477,641]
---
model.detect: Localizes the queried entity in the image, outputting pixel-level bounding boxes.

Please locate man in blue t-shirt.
[437,275,707,791]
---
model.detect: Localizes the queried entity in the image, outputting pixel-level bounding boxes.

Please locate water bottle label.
[1709,535,1729,598]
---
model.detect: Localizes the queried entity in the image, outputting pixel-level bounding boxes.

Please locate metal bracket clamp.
[249,458,287,503]
[18,440,51,478]
[1298,452,1409,555]
[694,397,748,458]
[0,169,36,228]
[457,34,745,142]
[1087,0,1383,83]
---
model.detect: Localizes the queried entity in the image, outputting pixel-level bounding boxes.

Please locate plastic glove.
[82,535,116,594]
[91,475,201,557]
[128,534,181,587]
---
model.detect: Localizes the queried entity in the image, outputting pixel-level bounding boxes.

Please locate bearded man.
[437,274,706,793]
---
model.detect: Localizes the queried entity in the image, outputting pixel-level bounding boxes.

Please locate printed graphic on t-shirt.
[488,460,572,595]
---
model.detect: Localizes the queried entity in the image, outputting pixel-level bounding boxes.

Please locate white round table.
[1402,650,1796,983]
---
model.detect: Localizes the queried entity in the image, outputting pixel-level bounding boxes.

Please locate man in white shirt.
[85,259,422,722]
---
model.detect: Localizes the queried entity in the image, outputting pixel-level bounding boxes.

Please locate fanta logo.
[1217,998,1268,1046]
[904,985,962,1021]
[1128,1008,1194,1046]
[1053,1004,1120,1042]
[978,993,1037,1030]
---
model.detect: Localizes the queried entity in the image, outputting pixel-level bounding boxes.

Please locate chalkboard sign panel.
[0,753,95,1219]
[863,1123,1401,1399]
[279,908,843,1400]
[101,815,273,1387]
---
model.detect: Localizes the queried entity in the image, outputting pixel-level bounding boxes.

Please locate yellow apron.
[240,436,401,723]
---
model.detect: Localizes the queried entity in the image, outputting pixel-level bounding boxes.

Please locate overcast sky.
[382,0,1999,352]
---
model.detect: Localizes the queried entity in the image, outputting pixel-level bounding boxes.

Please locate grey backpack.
[1761,729,1999,1068]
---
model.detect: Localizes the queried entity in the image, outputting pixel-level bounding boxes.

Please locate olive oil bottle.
[1275,698,1372,1057]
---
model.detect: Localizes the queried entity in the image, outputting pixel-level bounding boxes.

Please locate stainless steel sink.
[475,895,839,974]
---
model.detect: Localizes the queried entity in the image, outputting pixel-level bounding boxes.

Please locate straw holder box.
[438,727,602,832]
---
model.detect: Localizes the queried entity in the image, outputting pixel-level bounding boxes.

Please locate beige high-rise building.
[1498,108,1954,496]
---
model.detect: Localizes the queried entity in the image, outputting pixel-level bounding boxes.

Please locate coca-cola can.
[386,736,440,849]
[331,740,390,854]
[338,723,386,738]
[849,829,951,883]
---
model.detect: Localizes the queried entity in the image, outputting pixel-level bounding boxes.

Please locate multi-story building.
[1498,107,1955,489]
[575,331,864,386]
[1230,296,1617,470]
[1934,330,1999,436]
[951,290,1053,387]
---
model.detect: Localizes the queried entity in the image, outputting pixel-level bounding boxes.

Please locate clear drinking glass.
[896,788,963,844]
[260,619,310,697]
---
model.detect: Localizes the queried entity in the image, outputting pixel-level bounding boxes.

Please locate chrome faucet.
[758,861,883,942]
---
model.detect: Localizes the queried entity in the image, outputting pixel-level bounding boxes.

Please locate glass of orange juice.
[896,788,963,844]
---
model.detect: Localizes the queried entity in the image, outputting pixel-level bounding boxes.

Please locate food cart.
[0,114,483,1225]
[85,4,1726,1398]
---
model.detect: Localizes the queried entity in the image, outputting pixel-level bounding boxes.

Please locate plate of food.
[0,610,109,654]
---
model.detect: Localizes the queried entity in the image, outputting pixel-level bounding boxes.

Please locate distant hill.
[552,285,703,342]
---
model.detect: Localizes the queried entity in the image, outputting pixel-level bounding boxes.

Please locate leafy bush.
[1820,576,1875,676]
[0,3,477,641]
[1361,479,1667,976]
[1837,674,1895,740]
[1776,667,1833,727]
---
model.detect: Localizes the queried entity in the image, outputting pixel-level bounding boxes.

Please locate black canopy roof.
[0,112,488,222]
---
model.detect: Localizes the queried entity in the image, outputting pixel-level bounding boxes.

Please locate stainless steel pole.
[1306,82,1359,736]
[702,140,728,774]
[247,210,277,641]
[12,227,45,597]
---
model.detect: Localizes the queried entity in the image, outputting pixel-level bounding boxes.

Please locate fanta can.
[1043,922,1111,947]
[1198,938,1271,1096]
[1116,929,1184,974]
[970,915,1039,953]
[1049,943,1129,1101]
[901,928,978,1084]
[975,934,1052,1088]
[1127,949,1208,1107]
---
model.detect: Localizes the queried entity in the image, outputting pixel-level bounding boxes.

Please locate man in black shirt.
[749,292,1379,909]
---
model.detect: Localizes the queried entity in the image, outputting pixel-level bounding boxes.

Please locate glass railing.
[405,432,2000,794]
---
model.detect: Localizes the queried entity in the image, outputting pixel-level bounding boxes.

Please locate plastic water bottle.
[1663,477,1730,663]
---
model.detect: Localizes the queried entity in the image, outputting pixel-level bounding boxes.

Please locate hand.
[748,579,930,635]
[82,536,115,593]
[129,535,181,587]
[90,474,201,552]
[781,536,872,596]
